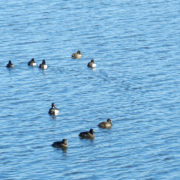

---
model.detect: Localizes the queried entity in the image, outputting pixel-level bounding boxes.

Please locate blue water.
[0,0,180,179]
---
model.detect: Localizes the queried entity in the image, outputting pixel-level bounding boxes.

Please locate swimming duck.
[6,60,14,68]
[98,119,112,128]
[72,50,82,59]
[49,103,59,115]
[39,60,48,69]
[28,58,37,66]
[52,139,68,149]
[79,129,94,139]
[87,59,96,68]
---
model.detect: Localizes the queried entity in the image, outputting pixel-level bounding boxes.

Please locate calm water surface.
[0,0,180,179]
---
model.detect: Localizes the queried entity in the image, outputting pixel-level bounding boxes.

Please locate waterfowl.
[87,59,96,68]
[28,58,37,66]
[72,50,82,59]
[79,129,94,139]
[52,139,68,149]
[6,60,14,68]
[49,103,59,115]
[39,60,48,69]
[98,119,112,128]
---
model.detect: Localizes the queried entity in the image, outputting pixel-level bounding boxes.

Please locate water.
[0,0,180,179]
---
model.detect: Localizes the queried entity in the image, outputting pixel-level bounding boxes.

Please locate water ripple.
[0,0,180,179]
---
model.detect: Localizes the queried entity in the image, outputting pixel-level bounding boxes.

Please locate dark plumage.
[87,59,96,68]
[28,58,36,66]
[52,139,68,149]
[79,129,94,139]
[49,103,59,115]
[98,119,112,128]
[6,60,14,68]
[39,59,47,69]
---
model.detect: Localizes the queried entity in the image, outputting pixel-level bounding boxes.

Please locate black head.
[62,139,68,144]
[107,118,112,123]
[77,50,81,54]
[31,58,35,62]
[89,129,94,134]
[42,59,46,64]
[51,103,55,108]
[91,59,95,63]
[9,60,12,64]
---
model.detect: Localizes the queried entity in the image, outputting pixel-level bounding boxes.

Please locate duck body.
[28,58,37,66]
[88,59,96,68]
[98,119,112,129]
[39,60,48,70]
[6,60,14,68]
[79,129,94,139]
[72,50,82,59]
[49,103,59,115]
[52,139,68,149]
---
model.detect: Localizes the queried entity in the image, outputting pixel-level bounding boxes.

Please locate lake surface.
[0,0,180,179]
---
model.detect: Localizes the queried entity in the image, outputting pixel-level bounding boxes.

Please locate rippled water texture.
[0,0,180,179]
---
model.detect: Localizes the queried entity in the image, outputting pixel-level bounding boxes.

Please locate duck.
[49,103,59,115]
[52,139,68,149]
[72,50,82,59]
[87,59,96,68]
[39,60,48,69]
[6,60,14,68]
[79,129,94,139]
[28,58,37,66]
[98,118,112,128]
